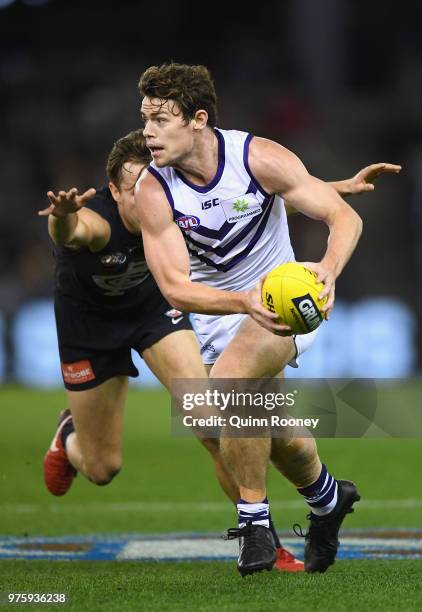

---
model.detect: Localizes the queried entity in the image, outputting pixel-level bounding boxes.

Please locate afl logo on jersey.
[100,252,127,266]
[176,215,200,232]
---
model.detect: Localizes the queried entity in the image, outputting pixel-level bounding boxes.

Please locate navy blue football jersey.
[53,187,153,310]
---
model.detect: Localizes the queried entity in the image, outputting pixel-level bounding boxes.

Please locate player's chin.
[152,157,167,167]
[151,151,171,167]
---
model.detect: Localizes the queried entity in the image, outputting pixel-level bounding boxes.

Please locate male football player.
[40,129,304,571]
[135,63,401,575]
[41,128,398,574]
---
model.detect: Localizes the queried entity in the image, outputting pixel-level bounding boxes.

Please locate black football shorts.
[54,285,192,391]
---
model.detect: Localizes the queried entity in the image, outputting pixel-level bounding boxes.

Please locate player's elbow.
[165,289,188,311]
[162,283,190,311]
[351,209,363,238]
[333,205,362,239]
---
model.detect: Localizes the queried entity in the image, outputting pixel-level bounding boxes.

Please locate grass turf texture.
[1,385,422,611]
[1,385,421,535]
[0,560,421,612]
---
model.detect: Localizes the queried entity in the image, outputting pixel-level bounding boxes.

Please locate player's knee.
[85,456,122,486]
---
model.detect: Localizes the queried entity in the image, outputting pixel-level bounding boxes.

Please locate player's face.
[141,97,194,167]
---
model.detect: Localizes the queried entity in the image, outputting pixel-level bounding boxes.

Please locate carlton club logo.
[176,215,200,232]
[92,261,150,296]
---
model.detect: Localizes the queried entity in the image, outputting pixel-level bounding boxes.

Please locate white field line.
[0,537,420,561]
[117,537,422,560]
[1,498,422,514]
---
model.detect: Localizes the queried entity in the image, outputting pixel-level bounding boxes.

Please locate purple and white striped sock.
[297,464,338,517]
[237,498,270,528]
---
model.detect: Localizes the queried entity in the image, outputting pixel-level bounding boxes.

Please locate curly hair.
[138,63,218,127]
[106,130,151,189]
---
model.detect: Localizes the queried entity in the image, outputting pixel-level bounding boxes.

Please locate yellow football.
[262,262,327,334]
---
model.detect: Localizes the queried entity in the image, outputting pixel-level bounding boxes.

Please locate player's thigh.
[142,329,207,388]
[210,316,296,378]
[66,375,128,463]
[143,330,216,447]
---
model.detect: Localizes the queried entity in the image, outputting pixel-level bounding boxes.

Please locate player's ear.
[109,181,120,203]
[192,109,208,130]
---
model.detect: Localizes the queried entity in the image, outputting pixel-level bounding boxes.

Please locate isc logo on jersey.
[176,215,200,232]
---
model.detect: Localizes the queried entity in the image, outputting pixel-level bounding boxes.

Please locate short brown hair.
[106,129,151,189]
[139,63,218,127]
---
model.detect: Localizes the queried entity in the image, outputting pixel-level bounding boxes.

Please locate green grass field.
[1,560,421,612]
[0,385,421,611]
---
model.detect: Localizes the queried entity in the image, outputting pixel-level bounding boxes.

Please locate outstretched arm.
[285,162,402,215]
[134,172,289,334]
[39,187,110,251]
[329,162,402,196]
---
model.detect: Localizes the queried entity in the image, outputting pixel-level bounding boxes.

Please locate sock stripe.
[297,465,339,517]
[306,481,337,508]
[318,472,331,496]
[238,510,269,521]
[237,499,270,528]
[303,475,335,503]
[310,482,338,515]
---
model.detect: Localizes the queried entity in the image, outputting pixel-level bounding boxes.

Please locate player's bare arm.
[39,187,111,251]
[134,172,289,334]
[285,162,402,215]
[249,137,363,315]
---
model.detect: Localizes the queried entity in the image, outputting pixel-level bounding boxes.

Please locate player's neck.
[173,128,218,187]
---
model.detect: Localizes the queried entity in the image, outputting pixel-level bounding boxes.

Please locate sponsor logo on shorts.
[165,308,184,325]
[200,343,216,354]
[176,215,200,232]
[292,293,322,331]
[165,309,182,318]
[61,360,95,385]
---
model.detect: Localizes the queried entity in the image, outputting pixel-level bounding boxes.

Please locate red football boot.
[43,410,76,496]
[274,546,304,572]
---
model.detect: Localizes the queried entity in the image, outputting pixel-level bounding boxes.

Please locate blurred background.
[0,0,420,386]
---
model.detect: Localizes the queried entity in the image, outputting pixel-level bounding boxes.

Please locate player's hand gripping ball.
[262,263,328,334]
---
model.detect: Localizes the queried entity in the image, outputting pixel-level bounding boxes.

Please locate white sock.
[237,498,270,528]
